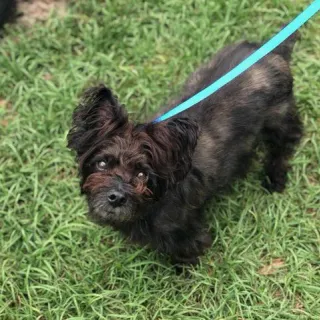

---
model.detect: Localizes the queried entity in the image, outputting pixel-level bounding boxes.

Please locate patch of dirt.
[306,208,317,217]
[0,99,17,127]
[258,258,285,275]
[17,0,67,26]
[42,72,53,81]
[307,174,319,186]
[293,298,304,313]
[0,99,9,108]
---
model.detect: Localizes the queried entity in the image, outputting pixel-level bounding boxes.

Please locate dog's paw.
[172,257,199,276]
[262,176,286,193]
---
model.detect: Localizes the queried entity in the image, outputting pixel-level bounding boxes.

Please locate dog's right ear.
[67,85,128,157]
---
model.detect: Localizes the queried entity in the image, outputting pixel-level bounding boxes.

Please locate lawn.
[0,0,319,319]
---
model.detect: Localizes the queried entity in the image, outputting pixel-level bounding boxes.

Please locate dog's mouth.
[87,191,137,225]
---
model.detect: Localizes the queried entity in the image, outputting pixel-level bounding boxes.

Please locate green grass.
[0,0,319,319]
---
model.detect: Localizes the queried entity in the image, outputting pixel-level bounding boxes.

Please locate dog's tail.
[0,0,17,31]
[272,24,300,62]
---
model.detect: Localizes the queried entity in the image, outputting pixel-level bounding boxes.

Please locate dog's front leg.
[152,206,212,266]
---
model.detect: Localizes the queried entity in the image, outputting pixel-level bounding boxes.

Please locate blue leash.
[154,0,320,123]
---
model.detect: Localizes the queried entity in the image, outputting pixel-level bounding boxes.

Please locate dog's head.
[67,85,199,225]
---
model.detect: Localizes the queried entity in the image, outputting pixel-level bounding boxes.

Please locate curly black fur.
[68,28,302,266]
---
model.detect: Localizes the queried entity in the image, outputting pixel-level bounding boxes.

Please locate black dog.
[67,29,302,265]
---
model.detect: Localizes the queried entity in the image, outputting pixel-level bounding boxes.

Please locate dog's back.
[170,30,299,119]
[163,29,302,198]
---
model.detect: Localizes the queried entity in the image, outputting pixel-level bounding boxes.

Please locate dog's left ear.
[145,118,200,183]
[67,85,128,157]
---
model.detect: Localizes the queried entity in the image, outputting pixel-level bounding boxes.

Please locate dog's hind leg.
[262,96,303,193]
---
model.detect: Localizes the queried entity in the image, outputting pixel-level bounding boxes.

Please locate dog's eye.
[137,172,148,180]
[96,161,107,171]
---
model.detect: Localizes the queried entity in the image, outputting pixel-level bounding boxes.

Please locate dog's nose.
[107,190,126,207]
